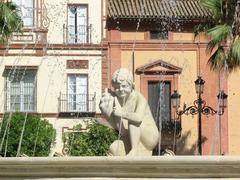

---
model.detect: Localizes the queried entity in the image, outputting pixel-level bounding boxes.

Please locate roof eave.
[107,16,212,22]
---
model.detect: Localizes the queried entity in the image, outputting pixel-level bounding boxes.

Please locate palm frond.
[227,37,240,71]
[206,24,231,53]
[208,46,226,70]
[0,2,23,44]
[200,0,222,20]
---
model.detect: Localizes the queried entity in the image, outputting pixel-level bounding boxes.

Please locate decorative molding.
[136,59,182,75]
[4,66,38,70]
[0,156,239,178]
[11,34,34,42]
[0,44,107,50]
[67,60,89,69]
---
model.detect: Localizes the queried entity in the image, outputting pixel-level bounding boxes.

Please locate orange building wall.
[228,70,240,154]
[107,29,229,155]
[121,50,198,154]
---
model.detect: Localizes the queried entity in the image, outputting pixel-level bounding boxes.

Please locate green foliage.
[208,46,226,70]
[196,0,240,71]
[0,2,23,44]
[0,112,55,157]
[200,0,222,20]
[63,120,118,156]
[228,38,240,69]
[206,24,231,52]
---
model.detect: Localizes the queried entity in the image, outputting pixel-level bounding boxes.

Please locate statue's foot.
[127,148,138,156]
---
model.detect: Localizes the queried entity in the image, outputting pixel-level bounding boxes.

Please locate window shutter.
[12,0,21,6]
[76,75,87,111]
[68,6,76,43]
[77,6,87,43]
[68,75,88,111]
[12,0,23,22]
[22,72,35,111]
[68,75,76,111]
[159,83,170,122]
[148,81,171,124]
[22,0,33,26]
[12,0,33,26]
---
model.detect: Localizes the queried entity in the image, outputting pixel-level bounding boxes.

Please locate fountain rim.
[0,156,240,178]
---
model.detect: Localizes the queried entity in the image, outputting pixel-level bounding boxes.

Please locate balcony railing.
[63,24,92,44]
[58,93,96,117]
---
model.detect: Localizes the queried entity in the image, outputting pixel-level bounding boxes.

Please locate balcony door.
[68,74,88,112]
[68,5,88,44]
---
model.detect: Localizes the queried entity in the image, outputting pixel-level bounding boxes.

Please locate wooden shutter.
[148,81,171,124]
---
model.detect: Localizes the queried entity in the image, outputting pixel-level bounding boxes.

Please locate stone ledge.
[0,156,240,178]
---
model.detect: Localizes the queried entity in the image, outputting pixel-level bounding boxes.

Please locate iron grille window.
[6,70,36,112]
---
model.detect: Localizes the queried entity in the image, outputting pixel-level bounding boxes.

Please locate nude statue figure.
[99,68,159,156]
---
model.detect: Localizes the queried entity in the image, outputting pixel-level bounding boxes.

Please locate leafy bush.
[63,120,118,156]
[0,112,55,157]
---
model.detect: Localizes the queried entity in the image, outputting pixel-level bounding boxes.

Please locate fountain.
[1,0,240,179]
[99,68,159,156]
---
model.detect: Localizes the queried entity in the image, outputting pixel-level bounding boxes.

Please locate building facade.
[1,0,240,156]
[103,0,240,155]
[0,0,106,154]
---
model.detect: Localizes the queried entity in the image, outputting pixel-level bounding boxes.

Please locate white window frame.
[6,70,36,112]
[67,74,88,112]
[12,0,34,27]
[67,4,88,44]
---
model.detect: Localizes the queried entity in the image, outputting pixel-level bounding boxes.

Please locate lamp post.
[171,76,228,155]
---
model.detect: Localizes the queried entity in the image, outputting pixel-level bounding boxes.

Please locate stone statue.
[99,68,159,156]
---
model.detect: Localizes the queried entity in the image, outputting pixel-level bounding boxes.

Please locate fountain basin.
[0,156,240,179]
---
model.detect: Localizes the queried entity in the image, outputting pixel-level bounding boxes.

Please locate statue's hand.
[99,88,114,117]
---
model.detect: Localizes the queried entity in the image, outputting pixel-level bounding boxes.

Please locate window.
[68,74,88,112]
[12,0,34,27]
[6,70,36,112]
[150,30,168,40]
[148,81,171,124]
[67,5,88,44]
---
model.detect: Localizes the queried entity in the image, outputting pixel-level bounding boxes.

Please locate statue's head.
[111,68,134,98]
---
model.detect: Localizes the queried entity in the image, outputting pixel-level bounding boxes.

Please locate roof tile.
[108,0,211,20]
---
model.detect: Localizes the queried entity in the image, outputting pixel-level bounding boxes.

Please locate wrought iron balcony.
[58,93,96,117]
[63,24,92,44]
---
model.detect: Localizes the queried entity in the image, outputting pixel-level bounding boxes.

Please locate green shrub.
[63,120,118,156]
[0,112,55,157]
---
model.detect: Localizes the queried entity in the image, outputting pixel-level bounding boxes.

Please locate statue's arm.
[120,96,146,126]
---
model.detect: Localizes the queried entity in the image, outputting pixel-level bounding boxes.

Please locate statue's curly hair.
[111,68,134,89]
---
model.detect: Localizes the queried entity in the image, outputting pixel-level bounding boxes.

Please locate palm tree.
[0,1,23,44]
[199,0,240,72]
